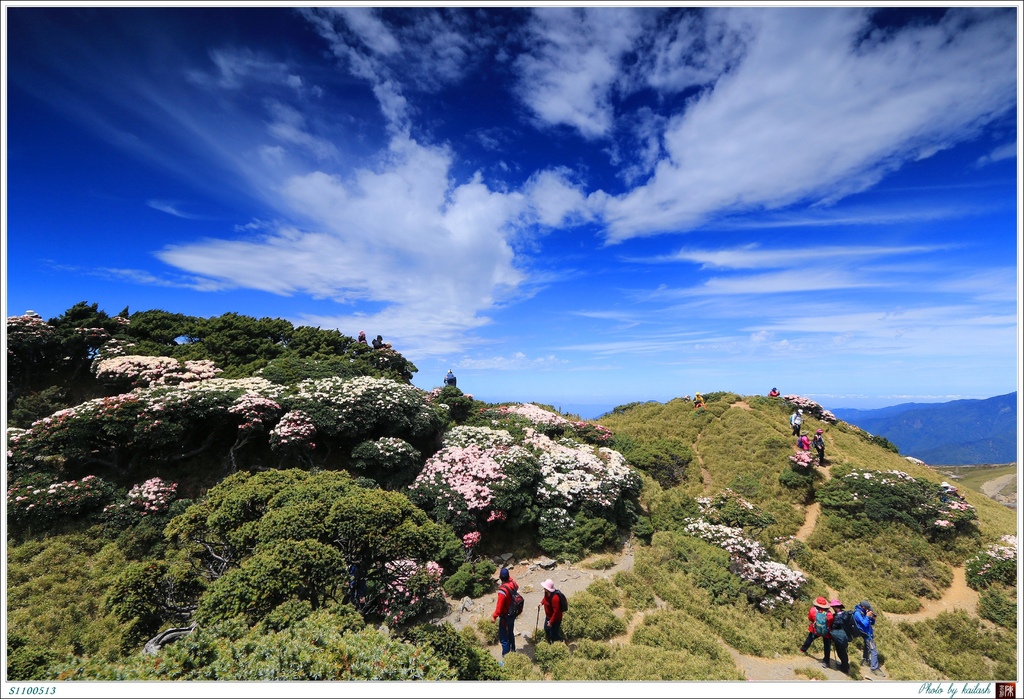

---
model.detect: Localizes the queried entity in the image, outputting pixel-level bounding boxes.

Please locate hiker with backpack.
[798,432,811,451]
[790,409,804,436]
[799,596,834,668]
[812,429,826,463]
[539,578,567,643]
[828,598,857,673]
[854,600,886,678]
[492,567,522,661]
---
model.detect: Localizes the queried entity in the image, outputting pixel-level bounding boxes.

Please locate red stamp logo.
[997,683,1016,699]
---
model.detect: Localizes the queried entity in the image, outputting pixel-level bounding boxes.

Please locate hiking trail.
[433,401,989,681]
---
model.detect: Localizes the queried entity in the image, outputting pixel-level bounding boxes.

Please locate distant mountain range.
[832,392,1018,466]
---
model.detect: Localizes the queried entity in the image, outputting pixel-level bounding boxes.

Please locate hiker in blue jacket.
[854,601,885,677]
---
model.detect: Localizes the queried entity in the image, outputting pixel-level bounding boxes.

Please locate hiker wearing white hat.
[539,578,566,643]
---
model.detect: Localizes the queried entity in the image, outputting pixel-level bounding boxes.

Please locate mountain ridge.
[831,392,1017,465]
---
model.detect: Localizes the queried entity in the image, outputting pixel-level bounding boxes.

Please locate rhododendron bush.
[7,473,117,533]
[817,467,977,537]
[782,395,837,424]
[682,518,806,610]
[409,409,641,557]
[965,535,1017,589]
[7,375,445,479]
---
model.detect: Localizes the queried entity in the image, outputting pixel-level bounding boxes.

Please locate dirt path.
[885,566,978,623]
[795,502,820,542]
[981,473,1014,498]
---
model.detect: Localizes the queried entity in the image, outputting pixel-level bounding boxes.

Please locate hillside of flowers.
[5,305,1018,683]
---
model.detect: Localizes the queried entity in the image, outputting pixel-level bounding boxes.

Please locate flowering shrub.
[268,410,318,453]
[443,425,515,449]
[682,518,806,610]
[378,559,446,626]
[102,477,178,527]
[696,489,777,530]
[782,395,837,424]
[7,474,116,533]
[286,376,446,445]
[818,468,977,537]
[966,535,1017,589]
[94,354,222,388]
[569,421,614,444]
[408,442,538,533]
[349,437,420,477]
[788,451,818,469]
[476,403,570,438]
[228,393,282,434]
[527,429,641,515]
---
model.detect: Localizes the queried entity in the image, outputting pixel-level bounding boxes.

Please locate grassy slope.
[7,390,1017,681]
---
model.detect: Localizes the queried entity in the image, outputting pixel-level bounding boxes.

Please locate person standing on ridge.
[812,428,826,464]
[444,369,457,387]
[492,567,519,661]
[769,387,781,397]
[790,409,803,436]
[539,578,565,643]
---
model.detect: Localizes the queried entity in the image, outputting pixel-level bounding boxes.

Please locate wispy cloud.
[601,8,1016,240]
[645,243,951,269]
[146,199,203,219]
[974,141,1017,168]
[458,352,568,371]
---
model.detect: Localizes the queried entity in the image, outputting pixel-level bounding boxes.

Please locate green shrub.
[443,560,497,599]
[977,587,1016,629]
[901,610,1016,680]
[404,622,501,680]
[618,438,693,488]
[560,590,627,641]
[965,536,1017,589]
[584,555,617,570]
[614,570,657,610]
[436,386,474,423]
[545,639,745,681]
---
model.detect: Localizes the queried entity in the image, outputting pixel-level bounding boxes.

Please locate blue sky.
[4,4,1021,417]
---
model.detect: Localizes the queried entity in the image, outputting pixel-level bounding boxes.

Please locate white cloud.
[458,352,567,371]
[146,199,200,219]
[975,141,1017,168]
[157,134,529,357]
[514,7,647,139]
[657,243,947,269]
[601,8,1017,241]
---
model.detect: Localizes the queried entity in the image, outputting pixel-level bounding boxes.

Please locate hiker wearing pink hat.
[812,428,826,464]
[538,578,566,643]
[798,595,834,668]
[828,599,852,673]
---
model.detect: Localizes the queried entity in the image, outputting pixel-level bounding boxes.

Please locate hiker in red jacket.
[539,578,565,643]
[492,567,518,660]
[799,596,834,669]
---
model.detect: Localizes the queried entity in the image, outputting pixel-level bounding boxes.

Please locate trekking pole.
[534,605,541,640]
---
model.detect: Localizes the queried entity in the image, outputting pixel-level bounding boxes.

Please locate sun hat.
[542,579,556,592]
[829,599,843,608]
[814,596,830,608]
[499,567,510,581]
[816,428,823,434]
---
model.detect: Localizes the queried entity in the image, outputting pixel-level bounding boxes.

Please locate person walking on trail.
[828,599,853,673]
[790,409,804,436]
[444,369,457,387]
[854,601,885,678]
[492,567,519,661]
[799,596,833,668]
[812,429,826,463]
[539,578,565,643]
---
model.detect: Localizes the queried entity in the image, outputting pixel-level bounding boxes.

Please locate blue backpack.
[814,609,829,636]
